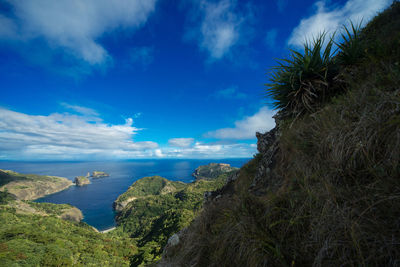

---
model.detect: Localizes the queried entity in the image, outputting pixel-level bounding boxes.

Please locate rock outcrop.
[113,196,137,212]
[250,112,283,193]
[192,163,238,180]
[74,176,91,186]
[91,171,109,178]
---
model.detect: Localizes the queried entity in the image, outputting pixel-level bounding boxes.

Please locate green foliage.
[267,33,337,117]
[28,201,73,216]
[335,21,365,66]
[0,191,16,205]
[0,169,62,186]
[0,203,137,266]
[116,176,186,202]
[115,174,228,266]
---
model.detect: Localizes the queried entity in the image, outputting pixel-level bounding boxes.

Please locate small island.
[74,176,91,186]
[91,171,109,178]
[192,163,238,180]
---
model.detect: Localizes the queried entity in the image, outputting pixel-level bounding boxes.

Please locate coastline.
[100,227,116,233]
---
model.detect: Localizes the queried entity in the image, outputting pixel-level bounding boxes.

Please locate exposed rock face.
[192,163,238,180]
[251,113,282,192]
[74,176,91,186]
[0,170,73,201]
[113,196,137,212]
[167,233,180,247]
[91,171,109,178]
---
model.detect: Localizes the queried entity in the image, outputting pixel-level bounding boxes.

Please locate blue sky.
[0,0,391,160]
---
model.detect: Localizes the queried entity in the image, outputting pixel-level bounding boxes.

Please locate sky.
[0,0,392,160]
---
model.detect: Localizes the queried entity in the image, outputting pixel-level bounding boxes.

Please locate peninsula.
[0,169,73,200]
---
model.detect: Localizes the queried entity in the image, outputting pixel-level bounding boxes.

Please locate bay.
[0,159,250,231]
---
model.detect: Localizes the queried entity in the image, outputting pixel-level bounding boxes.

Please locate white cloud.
[288,0,391,47]
[212,86,247,99]
[0,107,158,160]
[60,103,99,117]
[160,142,256,159]
[187,0,244,59]
[205,106,275,139]
[154,149,164,157]
[0,0,157,64]
[168,138,194,148]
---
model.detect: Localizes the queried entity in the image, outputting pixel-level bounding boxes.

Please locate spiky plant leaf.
[266,33,337,117]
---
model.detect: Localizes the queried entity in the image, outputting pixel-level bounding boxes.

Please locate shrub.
[335,21,365,66]
[266,33,337,118]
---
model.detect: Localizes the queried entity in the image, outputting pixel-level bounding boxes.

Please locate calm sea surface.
[0,159,250,230]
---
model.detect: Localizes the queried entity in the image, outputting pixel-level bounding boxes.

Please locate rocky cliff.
[74,176,91,186]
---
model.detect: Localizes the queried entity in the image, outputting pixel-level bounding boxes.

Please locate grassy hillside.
[0,169,73,200]
[0,192,136,266]
[115,172,233,266]
[161,3,400,266]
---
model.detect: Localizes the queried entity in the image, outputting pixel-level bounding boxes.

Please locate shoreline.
[100,227,116,233]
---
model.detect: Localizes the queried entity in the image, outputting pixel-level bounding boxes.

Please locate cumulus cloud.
[186,0,244,59]
[288,0,391,47]
[205,106,275,140]
[0,107,158,160]
[168,138,194,148]
[0,0,157,64]
[212,86,247,99]
[154,149,164,157]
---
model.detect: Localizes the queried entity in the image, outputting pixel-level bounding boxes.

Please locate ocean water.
[0,159,250,230]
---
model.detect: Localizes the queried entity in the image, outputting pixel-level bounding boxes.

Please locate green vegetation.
[115,173,231,266]
[0,191,136,266]
[0,169,62,187]
[28,201,76,216]
[192,163,238,180]
[267,33,338,117]
[335,22,365,66]
[116,176,186,203]
[162,3,400,266]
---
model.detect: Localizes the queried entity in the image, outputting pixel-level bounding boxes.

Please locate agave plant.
[266,33,337,117]
[335,21,364,66]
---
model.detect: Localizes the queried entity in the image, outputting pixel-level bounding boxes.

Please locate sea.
[0,159,250,231]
